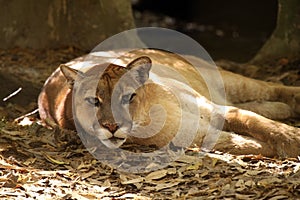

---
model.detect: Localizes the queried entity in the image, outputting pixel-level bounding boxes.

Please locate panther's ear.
[126,56,152,84]
[60,64,84,87]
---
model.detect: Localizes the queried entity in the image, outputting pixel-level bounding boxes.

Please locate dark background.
[132,0,278,62]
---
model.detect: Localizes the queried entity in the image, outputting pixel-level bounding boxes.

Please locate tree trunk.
[251,0,300,64]
[0,0,135,50]
[0,0,136,107]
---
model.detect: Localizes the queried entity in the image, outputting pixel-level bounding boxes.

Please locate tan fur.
[38,49,300,157]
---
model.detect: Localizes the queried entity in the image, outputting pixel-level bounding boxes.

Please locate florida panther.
[38,49,300,157]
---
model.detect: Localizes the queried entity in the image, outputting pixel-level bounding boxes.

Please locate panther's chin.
[101,137,126,149]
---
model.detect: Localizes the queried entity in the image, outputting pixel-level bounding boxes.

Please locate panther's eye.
[85,97,100,106]
[121,93,136,104]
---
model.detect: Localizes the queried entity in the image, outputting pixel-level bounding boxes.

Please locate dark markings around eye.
[121,93,136,104]
[85,97,101,107]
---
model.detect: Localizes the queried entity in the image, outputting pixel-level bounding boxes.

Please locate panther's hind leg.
[275,87,300,116]
[221,70,300,118]
[221,70,279,104]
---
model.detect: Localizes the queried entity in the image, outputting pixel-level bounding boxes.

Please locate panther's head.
[60,57,153,148]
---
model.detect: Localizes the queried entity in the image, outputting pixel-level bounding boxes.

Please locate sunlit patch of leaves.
[1,120,300,199]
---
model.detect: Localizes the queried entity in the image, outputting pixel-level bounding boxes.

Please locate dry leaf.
[43,153,66,165]
[176,155,199,163]
[200,170,209,178]
[186,162,202,170]
[80,170,97,179]
[257,177,282,187]
[154,182,179,191]
[235,193,256,199]
[211,158,218,167]
[235,179,244,188]
[103,179,111,187]
[245,170,264,176]
[119,174,128,183]
[134,182,143,189]
[23,157,36,166]
[121,177,144,185]
[244,180,255,187]
[167,168,177,175]
[269,195,289,200]
[145,169,168,181]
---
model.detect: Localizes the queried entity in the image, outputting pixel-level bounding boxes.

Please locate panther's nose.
[102,122,119,133]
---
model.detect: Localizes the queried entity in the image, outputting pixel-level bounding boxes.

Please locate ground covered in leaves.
[0,48,300,199]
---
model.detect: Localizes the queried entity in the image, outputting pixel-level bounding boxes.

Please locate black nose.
[102,122,119,133]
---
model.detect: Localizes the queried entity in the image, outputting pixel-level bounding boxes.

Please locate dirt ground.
[0,46,300,200]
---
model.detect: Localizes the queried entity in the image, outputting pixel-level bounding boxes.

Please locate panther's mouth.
[92,125,129,149]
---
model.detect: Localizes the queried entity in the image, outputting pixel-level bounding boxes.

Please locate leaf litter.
[0,48,300,199]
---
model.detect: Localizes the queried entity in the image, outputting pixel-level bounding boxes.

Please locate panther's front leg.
[223,106,300,158]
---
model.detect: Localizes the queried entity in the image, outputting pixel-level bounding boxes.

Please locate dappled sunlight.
[231,133,263,149]
[17,117,34,126]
